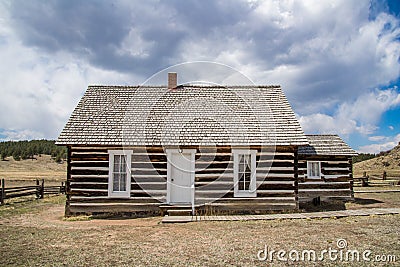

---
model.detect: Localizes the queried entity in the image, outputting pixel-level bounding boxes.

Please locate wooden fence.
[0,179,66,205]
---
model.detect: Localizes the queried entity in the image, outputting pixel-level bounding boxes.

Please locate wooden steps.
[159,204,198,216]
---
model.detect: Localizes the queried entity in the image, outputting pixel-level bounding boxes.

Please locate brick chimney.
[168,72,177,89]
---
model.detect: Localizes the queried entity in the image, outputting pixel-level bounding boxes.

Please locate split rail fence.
[0,179,66,204]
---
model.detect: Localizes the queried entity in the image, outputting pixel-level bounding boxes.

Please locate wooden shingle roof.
[57,85,308,146]
[299,135,357,156]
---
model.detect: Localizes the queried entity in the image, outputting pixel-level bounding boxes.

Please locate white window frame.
[233,149,257,197]
[108,150,132,198]
[307,161,322,179]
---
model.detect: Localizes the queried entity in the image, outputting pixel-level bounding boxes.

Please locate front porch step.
[159,204,201,216]
[167,209,192,216]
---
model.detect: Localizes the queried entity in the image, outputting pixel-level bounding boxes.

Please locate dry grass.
[0,193,399,266]
[354,144,400,178]
[0,155,66,182]
[0,156,398,265]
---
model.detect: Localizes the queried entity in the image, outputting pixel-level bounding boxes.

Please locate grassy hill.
[0,155,66,183]
[354,143,400,178]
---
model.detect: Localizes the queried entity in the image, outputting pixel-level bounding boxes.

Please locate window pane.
[238,172,244,190]
[245,155,251,173]
[237,153,254,192]
[113,173,120,191]
[120,155,126,173]
[244,173,251,190]
[114,155,120,170]
[120,173,126,191]
[309,162,320,177]
[239,155,244,172]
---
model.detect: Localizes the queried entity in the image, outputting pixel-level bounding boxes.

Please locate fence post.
[1,179,5,205]
[40,179,44,199]
[382,171,387,181]
[35,179,40,199]
[61,182,65,194]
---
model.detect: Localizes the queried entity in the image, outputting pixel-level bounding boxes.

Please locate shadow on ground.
[351,197,384,205]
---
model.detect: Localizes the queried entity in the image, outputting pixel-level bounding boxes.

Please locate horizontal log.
[195,168,232,174]
[71,151,109,156]
[70,156,108,161]
[207,203,297,211]
[133,174,167,179]
[130,190,166,197]
[70,161,109,168]
[71,166,109,171]
[70,183,108,190]
[195,190,295,198]
[198,197,296,204]
[299,182,350,190]
[5,186,38,193]
[322,170,351,176]
[69,196,164,204]
[323,167,350,171]
[196,173,233,179]
[70,176,108,183]
[5,191,37,199]
[323,175,350,179]
[257,183,296,190]
[68,203,161,214]
[70,181,108,185]
[131,162,167,168]
[70,169,108,176]
[133,177,167,183]
[69,190,108,197]
[298,189,351,198]
[324,177,350,182]
[131,182,166,191]
[133,169,167,176]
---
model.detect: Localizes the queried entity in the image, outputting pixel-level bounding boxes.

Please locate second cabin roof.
[299,135,358,156]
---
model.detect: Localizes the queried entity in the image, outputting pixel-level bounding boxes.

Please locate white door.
[167,149,195,204]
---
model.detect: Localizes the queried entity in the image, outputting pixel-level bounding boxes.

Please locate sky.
[0,0,399,154]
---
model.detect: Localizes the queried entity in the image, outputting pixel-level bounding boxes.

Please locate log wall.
[297,155,353,201]
[198,146,297,211]
[66,145,298,215]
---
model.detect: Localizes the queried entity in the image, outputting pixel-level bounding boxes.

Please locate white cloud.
[299,87,400,136]
[0,0,399,146]
[358,133,400,153]
[0,9,139,140]
[389,125,394,130]
[0,129,44,141]
[368,136,386,141]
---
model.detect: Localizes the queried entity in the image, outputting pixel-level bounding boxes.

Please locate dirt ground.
[0,192,399,266]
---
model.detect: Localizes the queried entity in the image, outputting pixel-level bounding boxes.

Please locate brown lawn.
[0,155,66,182]
[0,192,399,267]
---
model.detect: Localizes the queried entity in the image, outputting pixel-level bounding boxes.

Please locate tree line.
[352,153,376,164]
[0,140,67,163]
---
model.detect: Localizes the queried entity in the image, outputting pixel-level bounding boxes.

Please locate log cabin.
[298,134,358,203]
[57,73,355,216]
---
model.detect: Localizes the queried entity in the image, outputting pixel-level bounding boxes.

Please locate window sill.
[234,191,257,198]
[108,193,131,198]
